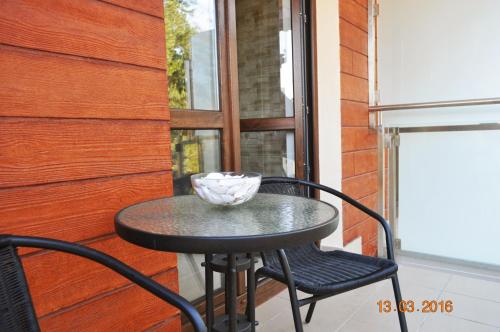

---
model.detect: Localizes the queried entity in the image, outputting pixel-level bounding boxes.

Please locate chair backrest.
[258,179,316,264]
[173,173,194,196]
[0,235,206,332]
[0,245,39,332]
[258,181,306,197]
[259,177,395,261]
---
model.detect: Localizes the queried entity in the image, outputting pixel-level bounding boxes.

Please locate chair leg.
[391,274,408,332]
[277,249,304,332]
[305,301,316,323]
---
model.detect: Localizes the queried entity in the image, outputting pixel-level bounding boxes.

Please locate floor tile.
[445,274,500,303]
[397,264,452,291]
[420,314,498,332]
[256,295,290,322]
[337,319,398,332]
[350,279,441,331]
[442,292,500,327]
[258,289,360,331]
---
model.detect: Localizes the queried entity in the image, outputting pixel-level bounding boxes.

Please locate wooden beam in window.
[239,117,295,132]
[170,110,224,129]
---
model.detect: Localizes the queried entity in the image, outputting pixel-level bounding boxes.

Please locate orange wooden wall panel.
[339,0,368,32]
[343,193,377,230]
[342,172,378,200]
[24,235,177,317]
[339,18,368,55]
[0,172,172,251]
[0,0,166,69]
[0,46,168,120]
[0,0,178,329]
[354,149,378,175]
[147,316,182,332]
[341,100,369,127]
[341,127,377,152]
[340,73,369,102]
[0,118,171,188]
[38,269,180,331]
[102,0,164,18]
[339,1,378,255]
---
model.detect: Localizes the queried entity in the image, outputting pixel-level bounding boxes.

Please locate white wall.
[379,0,500,127]
[316,0,343,248]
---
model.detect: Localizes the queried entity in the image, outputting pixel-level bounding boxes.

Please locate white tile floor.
[255,255,500,332]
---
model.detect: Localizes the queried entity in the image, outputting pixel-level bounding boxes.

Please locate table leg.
[246,253,256,332]
[225,264,230,315]
[228,254,237,332]
[205,253,214,331]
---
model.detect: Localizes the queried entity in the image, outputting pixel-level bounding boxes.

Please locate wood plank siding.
[0,0,178,329]
[339,0,379,256]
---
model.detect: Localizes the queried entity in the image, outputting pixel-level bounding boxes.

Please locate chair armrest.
[0,235,207,332]
[261,177,396,261]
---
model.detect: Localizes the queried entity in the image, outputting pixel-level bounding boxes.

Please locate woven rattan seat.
[259,243,397,295]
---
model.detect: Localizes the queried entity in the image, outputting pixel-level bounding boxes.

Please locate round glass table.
[115,193,339,332]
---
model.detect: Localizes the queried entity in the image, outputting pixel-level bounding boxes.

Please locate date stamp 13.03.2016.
[376,300,453,313]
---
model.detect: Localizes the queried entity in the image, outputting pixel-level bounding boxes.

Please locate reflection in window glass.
[177,252,223,302]
[164,0,219,110]
[240,131,295,177]
[171,129,222,302]
[171,129,221,195]
[236,0,294,119]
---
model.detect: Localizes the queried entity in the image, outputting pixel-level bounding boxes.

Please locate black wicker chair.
[256,177,407,332]
[0,235,206,332]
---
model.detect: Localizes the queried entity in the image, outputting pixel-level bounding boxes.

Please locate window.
[165,0,219,111]
[240,131,295,177]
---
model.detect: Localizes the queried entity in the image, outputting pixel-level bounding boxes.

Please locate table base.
[210,253,252,273]
[205,253,256,332]
[213,314,252,332]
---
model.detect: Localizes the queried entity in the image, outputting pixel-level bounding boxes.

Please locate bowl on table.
[191,172,262,206]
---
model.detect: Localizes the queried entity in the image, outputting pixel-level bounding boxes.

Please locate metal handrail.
[369,97,500,112]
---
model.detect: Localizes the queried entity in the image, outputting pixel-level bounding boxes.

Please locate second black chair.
[256,177,408,332]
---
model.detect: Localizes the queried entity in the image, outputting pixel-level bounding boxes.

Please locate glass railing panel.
[395,125,500,266]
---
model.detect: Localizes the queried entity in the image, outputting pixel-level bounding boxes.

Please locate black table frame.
[115,217,336,254]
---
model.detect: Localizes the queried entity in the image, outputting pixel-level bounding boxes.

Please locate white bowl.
[191,172,262,206]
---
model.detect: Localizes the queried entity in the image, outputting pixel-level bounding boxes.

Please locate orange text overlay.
[376,300,453,313]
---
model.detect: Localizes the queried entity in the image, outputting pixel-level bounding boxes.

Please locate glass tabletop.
[115,193,339,253]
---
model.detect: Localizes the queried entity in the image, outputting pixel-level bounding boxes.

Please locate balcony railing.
[370,98,500,269]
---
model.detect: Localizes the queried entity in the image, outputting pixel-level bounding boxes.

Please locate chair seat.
[257,244,398,295]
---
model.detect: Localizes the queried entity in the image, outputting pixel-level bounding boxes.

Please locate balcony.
[1,0,500,331]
